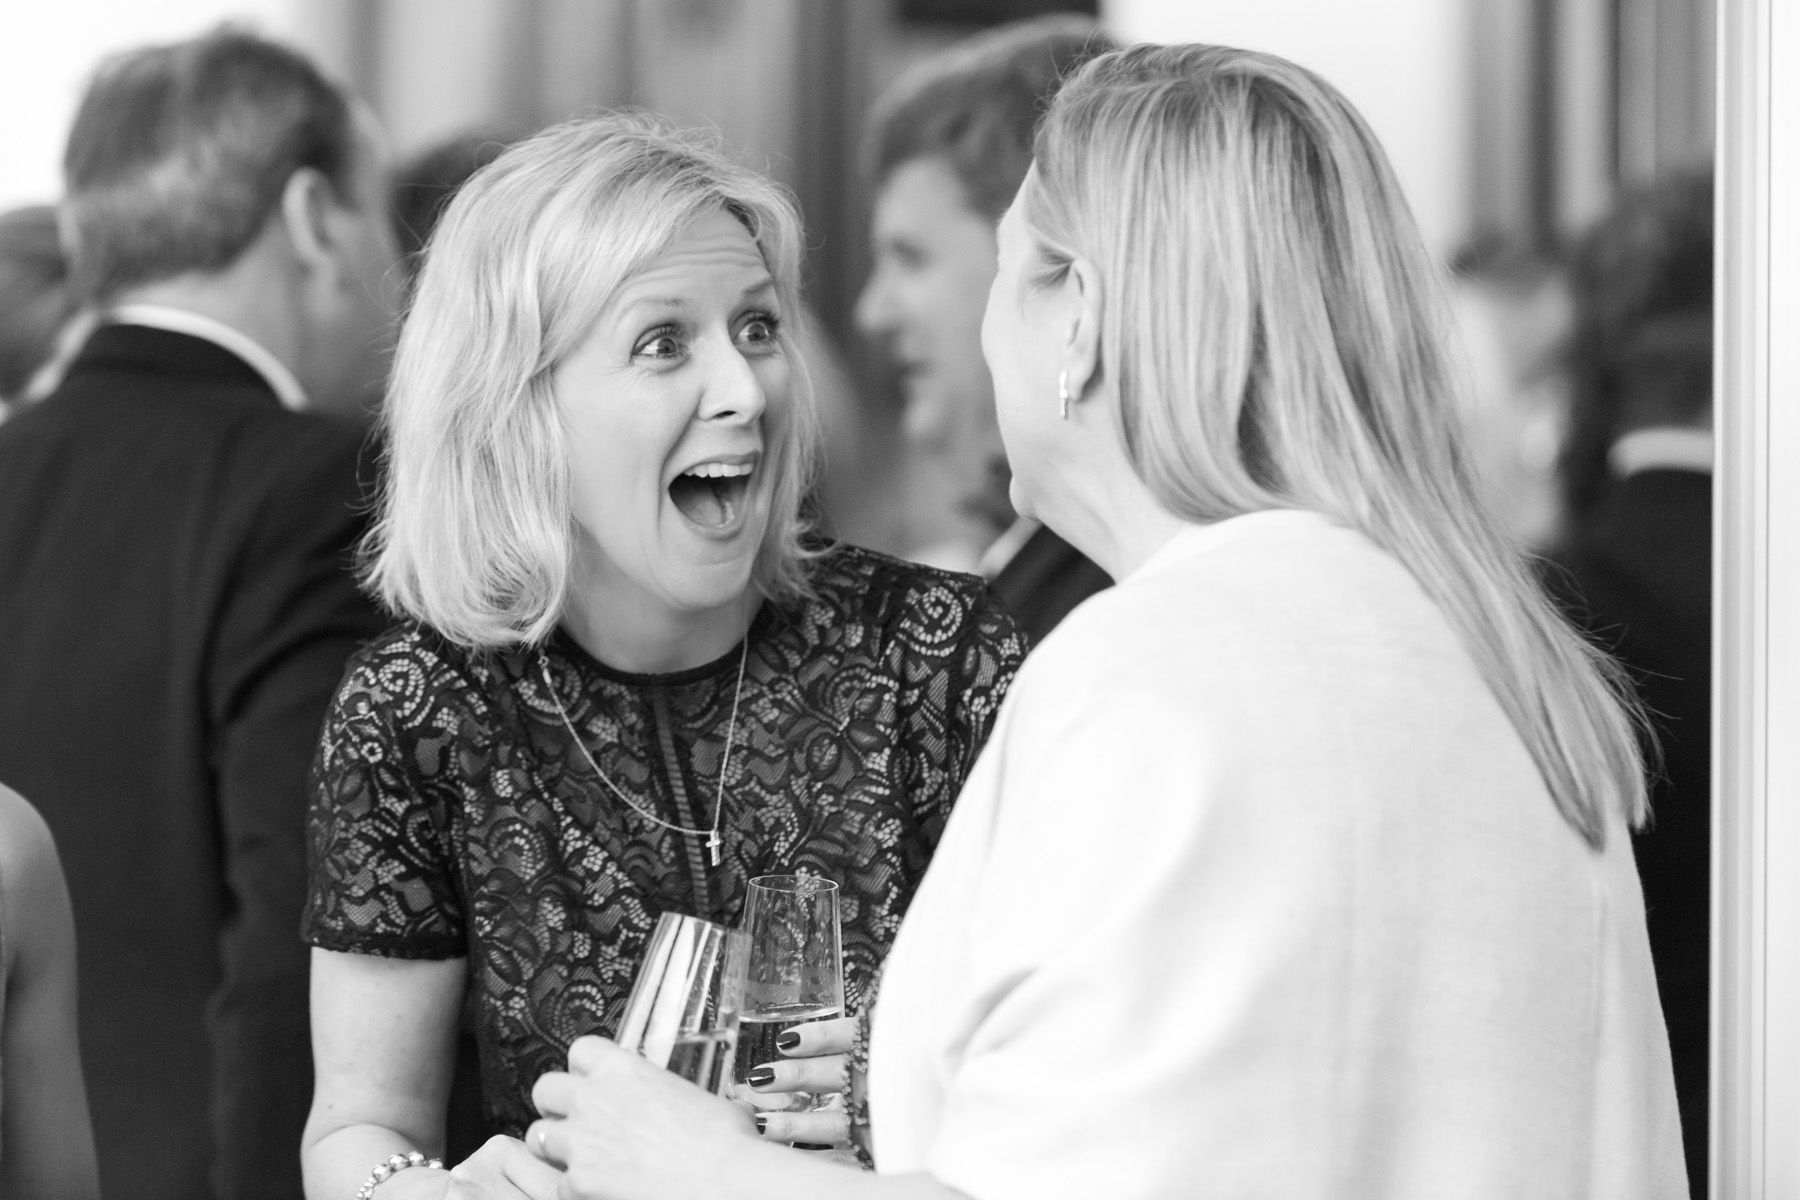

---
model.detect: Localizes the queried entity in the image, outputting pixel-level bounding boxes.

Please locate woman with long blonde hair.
[526,45,1685,1200]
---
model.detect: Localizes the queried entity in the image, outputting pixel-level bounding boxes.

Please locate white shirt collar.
[1608,426,1714,478]
[106,304,308,412]
[1127,509,1333,585]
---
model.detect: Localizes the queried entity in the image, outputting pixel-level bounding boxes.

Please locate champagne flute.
[734,874,844,1100]
[615,911,746,1095]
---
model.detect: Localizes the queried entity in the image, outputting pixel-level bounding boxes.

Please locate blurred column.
[1551,0,1614,234]
[1617,0,1715,184]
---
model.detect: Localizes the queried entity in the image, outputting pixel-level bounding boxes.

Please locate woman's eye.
[635,329,682,360]
[738,313,781,350]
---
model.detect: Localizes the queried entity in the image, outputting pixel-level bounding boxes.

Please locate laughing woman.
[298,115,1023,1200]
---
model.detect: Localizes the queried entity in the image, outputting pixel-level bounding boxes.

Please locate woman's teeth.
[670,463,753,529]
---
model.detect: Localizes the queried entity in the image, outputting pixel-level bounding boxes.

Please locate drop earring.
[1058,370,1071,420]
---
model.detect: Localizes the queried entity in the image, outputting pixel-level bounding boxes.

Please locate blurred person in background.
[1448,233,1573,553]
[857,15,1113,643]
[391,129,515,287]
[0,204,88,419]
[0,784,100,1200]
[526,42,1684,1200]
[300,113,1022,1200]
[1543,168,1714,1198]
[0,27,395,1199]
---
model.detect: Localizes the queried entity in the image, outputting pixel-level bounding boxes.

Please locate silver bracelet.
[354,1150,445,1199]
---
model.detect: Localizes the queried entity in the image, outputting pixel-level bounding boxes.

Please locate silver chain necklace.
[537,638,748,868]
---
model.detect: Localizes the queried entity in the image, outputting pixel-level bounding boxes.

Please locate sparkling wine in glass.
[734,874,844,1093]
[615,912,746,1095]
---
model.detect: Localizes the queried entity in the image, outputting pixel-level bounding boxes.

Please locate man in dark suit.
[0,29,396,1200]
[1543,170,1713,1197]
[856,17,1113,645]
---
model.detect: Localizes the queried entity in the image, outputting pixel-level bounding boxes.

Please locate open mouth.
[669,461,754,530]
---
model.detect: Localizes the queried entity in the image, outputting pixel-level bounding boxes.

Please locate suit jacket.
[989,524,1112,648]
[1543,466,1711,1196]
[0,325,385,1200]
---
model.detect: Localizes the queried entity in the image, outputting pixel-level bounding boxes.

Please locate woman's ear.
[1062,255,1104,401]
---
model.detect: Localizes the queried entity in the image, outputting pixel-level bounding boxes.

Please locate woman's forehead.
[614,210,771,300]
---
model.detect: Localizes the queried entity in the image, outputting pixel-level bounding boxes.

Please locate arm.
[303,950,565,1200]
[208,429,387,1196]
[0,786,100,1200]
[531,1037,966,1200]
[302,949,458,1199]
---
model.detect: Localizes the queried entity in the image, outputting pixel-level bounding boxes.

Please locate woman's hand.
[529,1036,759,1200]
[736,1015,856,1149]
[436,1136,565,1199]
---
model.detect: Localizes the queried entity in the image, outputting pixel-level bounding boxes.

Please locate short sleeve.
[301,635,468,959]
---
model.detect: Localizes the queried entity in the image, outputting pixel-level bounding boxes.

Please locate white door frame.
[1712,0,1799,1194]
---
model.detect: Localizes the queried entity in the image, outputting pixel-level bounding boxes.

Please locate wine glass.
[733,874,844,1099]
[615,911,746,1095]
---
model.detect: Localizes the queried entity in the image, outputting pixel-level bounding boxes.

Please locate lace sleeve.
[301,635,466,959]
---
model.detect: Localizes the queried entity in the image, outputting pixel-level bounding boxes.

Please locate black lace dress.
[303,545,1025,1134]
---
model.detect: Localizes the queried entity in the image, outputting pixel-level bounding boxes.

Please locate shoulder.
[1049,510,1400,636]
[1018,511,1460,723]
[236,411,373,509]
[333,622,506,722]
[0,786,65,962]
[800,543,1023,652]
[319,627,516,779]
[343,623,490,691]
[0,785,57,879]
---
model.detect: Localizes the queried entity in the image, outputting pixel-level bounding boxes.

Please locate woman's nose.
[855,270,894,339]
[697,340,767,422]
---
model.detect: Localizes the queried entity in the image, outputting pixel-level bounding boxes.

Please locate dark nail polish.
[746,1066,776,1087]
[776,1030,801,1052]
[753,1114,769,1134]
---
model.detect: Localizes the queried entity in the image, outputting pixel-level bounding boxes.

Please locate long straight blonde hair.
[1024,44,1646,847]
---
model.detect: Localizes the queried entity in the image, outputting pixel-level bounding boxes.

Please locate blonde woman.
[526,43,1686,1200]
[299,114,1024,1200]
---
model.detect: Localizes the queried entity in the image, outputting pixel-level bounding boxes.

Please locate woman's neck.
[1034,456,1195,583]
[558,587,760,675]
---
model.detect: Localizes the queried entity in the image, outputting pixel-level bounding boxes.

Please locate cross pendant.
[706,830,722,868]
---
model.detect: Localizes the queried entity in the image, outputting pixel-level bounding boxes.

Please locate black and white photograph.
[0,2,1793,1198]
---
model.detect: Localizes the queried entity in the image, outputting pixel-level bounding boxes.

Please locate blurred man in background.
[1544,168,1714,1199]
[1448,234,1573,554]
[0,28,394,1199]
[857,15,1113,644]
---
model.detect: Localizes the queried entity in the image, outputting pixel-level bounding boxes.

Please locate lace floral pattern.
[304,545,1024,1134]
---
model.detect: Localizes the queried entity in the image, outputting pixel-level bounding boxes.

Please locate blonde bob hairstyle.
[366,112,821,649]
[1022,44,1647,849]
